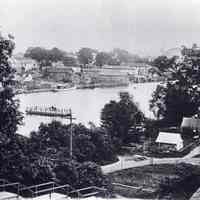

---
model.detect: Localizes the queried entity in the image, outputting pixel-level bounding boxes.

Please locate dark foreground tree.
[0,33,23,138]
[101,92,144,149]
[152,55,177,74]
[0,32,26,184]
[158,163,200,200]
[150,44,200,126]
[29,121,116,165]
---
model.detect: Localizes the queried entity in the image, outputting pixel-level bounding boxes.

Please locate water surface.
[18,82,158,136]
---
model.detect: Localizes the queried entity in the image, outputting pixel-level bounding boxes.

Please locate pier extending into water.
[25,106,72,118]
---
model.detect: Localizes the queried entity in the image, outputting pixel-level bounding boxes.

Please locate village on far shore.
[10,48,167,94]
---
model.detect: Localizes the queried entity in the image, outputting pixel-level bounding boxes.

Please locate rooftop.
[156,132,183,150]
[181,117,200,130]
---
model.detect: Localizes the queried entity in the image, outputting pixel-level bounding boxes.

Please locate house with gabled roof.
[156,132,183,151]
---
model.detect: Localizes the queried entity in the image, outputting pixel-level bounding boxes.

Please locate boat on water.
[57,86,76,92]
[76,84,96,89]
[51,88,59,92]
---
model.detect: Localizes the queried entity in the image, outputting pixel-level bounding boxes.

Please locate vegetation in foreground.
[101,91,144,151]
[0,120,117,191]
[0,31,143,193]
[0,33,115,194]
[151,44,200,127]
[109,163,200,200]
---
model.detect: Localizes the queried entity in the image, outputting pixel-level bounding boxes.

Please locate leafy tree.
[90,127,116,164]
[77,161,108,188]
[150,45,200,125]
[95,52,110,66]
[29,121,116,165]
[111,48,143,64]
[72,124,116,164]
[55,160,110,191]
[73,132,96,162]
[0,32,26,182]
[101,92,144,148]
[24,47,66,68]
[0,120,112,189]
[143,119,159,142]
[29,121,70,157]
[54,159,79,187]
[0,33,23,138]
[25,156,56,185]
[48,47,65,63]
[151,82,199,125]
[112,48,130,64]
[152,55,177,73]
[158,163,200,200]
[150,84,168,120]
[77,48,96,66]
[24,47,50,67]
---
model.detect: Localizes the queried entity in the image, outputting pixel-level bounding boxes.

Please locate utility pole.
[67,108,76,159]
[69,109,75,159]
[69,109,73,159]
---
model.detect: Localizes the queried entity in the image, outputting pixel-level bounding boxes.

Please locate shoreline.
[17,81,158,136]
[16,81,161,95]
[16,86,76,95]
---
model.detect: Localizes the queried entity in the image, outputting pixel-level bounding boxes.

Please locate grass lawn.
[108,164,180,199]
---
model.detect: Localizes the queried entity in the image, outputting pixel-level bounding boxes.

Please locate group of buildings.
[10,53,162,92]
[42,61,159,87]
[10,53,39,73]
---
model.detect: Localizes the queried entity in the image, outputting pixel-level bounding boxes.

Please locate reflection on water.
[17,82,158,136]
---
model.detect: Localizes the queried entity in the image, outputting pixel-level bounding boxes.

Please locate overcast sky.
[1,0,200,56]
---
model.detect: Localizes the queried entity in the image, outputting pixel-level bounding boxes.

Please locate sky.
[1,0,200,56]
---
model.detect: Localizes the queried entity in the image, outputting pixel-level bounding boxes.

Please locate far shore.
[16,86,76,95]
[16,81,161,96]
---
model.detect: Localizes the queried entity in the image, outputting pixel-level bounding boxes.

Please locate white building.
[156,132,183,151]
[181,117,200,131]
[10,54,39,73]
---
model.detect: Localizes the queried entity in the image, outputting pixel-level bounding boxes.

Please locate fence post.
[17,183,19,199]
[49,192,51,200]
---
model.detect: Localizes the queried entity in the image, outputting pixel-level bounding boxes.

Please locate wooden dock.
[25,106,72,118]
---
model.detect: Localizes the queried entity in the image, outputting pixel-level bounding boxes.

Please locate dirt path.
[101,146,200,174]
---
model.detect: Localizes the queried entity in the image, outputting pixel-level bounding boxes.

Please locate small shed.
[181,117,200,131]
[156,132,183,151]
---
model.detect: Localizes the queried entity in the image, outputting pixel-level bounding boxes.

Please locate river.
[17,82,159,136]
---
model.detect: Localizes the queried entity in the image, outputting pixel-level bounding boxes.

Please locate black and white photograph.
[1,0,200,199]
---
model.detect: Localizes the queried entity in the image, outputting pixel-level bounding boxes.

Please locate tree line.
[24,46,149,68]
